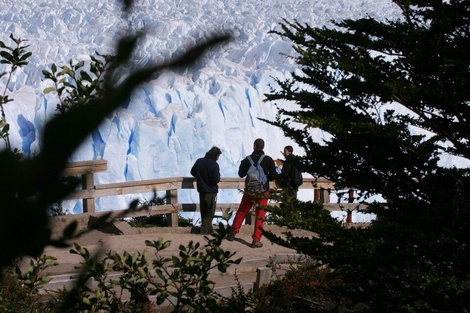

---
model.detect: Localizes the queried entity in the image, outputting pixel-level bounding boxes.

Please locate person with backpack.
[190,146,222,235]
[275,146,303,200]
[226,138,278,248]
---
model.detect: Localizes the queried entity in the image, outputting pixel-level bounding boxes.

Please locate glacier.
[0,0,401,216]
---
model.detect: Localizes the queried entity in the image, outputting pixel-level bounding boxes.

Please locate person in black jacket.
[275,145,302,200]
[190,146,222,235]
[226,138,277,248]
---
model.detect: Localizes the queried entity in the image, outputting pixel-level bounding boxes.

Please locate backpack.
[245,155,267,193]
[292,166,303,187]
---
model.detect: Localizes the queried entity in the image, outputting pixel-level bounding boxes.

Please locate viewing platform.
[62,160,367,226]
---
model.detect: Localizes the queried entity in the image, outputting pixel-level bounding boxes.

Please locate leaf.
[217,263,228,273]
[81,297,91,305]
[19,52,32,61]
[172,256,180,266]
[80,70,92,82]
[43,87,55,94]
[0,51,13,62]
[74,60,85,69]
[137,266,146,277]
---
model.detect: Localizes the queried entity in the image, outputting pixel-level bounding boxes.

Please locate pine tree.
[264,1,470,311]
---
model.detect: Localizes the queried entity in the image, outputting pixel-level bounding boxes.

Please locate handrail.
[62,177,336,200]
[62,160,108,176]
[62,161,362,226]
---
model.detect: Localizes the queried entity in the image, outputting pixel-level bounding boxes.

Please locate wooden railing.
[62,160,366,226]
[62,160,108,213]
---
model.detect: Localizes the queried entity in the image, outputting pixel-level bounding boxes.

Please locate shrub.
[55,223,239,312]
[253,262,354,313]
[0,254,62,313]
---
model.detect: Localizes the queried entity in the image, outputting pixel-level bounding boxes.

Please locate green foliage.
[254,262,353,313]
[127,214,195,228]
[0,269,35,313]
[2,222,242,312]
[214,273,257,313]
[47,201,71,217]
[43,53,114,114]
[0,34,31,70]
[15,254,58,295]
[56,223,241,312]
[0,0,236,310]
[127,214,169,228]
[0,33,31,151]
[177,214,195,227]
[263,1,470,312]
[0,254,61,313]
[125,195,195,228]
[0,27,230,270]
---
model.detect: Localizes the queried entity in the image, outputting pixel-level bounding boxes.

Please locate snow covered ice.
[0,0,401,218]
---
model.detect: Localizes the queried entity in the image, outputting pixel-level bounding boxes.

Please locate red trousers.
[231,190,269,241]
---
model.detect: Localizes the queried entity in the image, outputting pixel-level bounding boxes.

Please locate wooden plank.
[156,202,365,213]
[62,160,108,176]
[64,177,336,200]
[323,203,368,211]
[116,205,179,218]
[96,180,177,190]
[51,203,367,225]
[63,183,176,199]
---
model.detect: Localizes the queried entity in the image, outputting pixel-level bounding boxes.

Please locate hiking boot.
[226,232,235,241]
[250,240,263,248]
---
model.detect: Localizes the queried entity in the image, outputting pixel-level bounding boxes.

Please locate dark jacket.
[238,150,278,191]
[279,154,301,190]
[191,157,220,193]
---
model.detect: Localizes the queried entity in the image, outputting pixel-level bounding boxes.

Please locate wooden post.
[166,189,179,227]
[348,189,354,203]
[322,188,330,203]
[82,173,95,213]
[63,160,107,214]
[314,188,329,203]
[346,189,354,223]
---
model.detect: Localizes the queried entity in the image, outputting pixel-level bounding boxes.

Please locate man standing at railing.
[275,145,303,200]
[191,146,222,235]
[226,138,278,248]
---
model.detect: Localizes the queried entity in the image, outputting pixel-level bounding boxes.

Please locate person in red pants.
[226,138,278,248]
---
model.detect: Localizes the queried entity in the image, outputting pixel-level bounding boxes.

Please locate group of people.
[190,138,302,248]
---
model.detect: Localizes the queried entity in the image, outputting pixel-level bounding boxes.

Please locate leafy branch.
[43,53,114,114]
[1,26,231,269]
[0,33,32,151]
